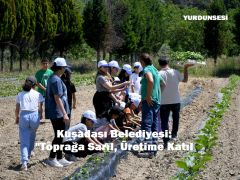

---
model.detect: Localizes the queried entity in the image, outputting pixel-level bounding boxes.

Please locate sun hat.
[116,101,126,110]
[134,62,141,67]
[131,98,141,108]
[138,65,143,73]
[123,64,132,75]
[98,60,109,68]
[26,76,37,85]
[54,58,71,67]
[114,77,121,82]
[109,60,121,69]
[82,110,98,123]
[64,68,73,75]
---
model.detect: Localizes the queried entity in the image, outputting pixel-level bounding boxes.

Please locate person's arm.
[121,126,134,131]
[131,85,135,93]
[15,103,20,124]
[106,124,121,133]
[37,83,46,91]
[102,81,130,91]
[110,86,128,93]
[160,80,166,94]
[92,137,103,146]
[144,72,154,106]
[54,94,69,123]
[182,64,194,83]
[38,102,43,119]
[72,92,76,109]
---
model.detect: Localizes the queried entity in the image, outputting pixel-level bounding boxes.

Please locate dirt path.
[110,78,229,180]
[0,78,227,180]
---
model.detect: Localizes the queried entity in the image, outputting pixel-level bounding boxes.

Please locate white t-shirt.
[130,73,142,94]
[159,68,184,105]
[16,90,44,111]
[63,123,88,143]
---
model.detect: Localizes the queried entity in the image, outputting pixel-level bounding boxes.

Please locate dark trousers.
[93,91,110,116]
[49,117,66,159]
[63,138,97,157]
[160,103,181,143]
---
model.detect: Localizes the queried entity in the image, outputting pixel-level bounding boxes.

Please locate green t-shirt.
[141,65,163,104]
[35,69,53,96]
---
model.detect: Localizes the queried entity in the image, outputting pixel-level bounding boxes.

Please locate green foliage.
[171,51,205,63]
[233,8,240,50]
[204,0,227,64]
[83,0,109,62]
[51,0,84,57]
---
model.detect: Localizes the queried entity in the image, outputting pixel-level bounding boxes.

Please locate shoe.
[45,158,63,168]
[28,151,35,159]
[58,157,73,166]
[171,135,179,141]
[158,137,163,143]
[137,152,154,159]
[65,154,77,161]
[20,164,27,171]
[164,141,168,149]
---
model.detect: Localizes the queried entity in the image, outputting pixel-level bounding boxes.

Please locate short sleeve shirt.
[96,75,110,92]
[124,108,131,115]
[35,69,53,96]
[65,82,76,109]
[93,117,110,129]
[16,90,44,111]
[159,68,184,104]
[141,65,163,104]
[130,73,142,94]
[62,123,88,143]
[45,75,70,119]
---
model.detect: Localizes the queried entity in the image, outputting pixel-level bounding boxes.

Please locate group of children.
[15,54,192,170]
[15,58,143,170]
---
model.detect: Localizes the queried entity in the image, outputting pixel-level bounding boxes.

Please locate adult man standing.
[158,56,193,149]
[138,53,166,158]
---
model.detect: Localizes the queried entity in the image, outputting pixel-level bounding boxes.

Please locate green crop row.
[172,74,240,180]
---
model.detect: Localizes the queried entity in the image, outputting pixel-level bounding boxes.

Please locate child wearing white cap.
[45,57,72,168]
[123,97,142,127]
[63,110,102,161]
[114,77,127,102]
[117,64,132,103]
[130,62,143,94]
[93,60,129,116]
[108,60,128,107]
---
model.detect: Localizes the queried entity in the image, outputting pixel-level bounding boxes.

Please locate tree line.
[1,0,240,71]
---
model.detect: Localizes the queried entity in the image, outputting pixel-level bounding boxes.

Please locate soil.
[0,78,235,180]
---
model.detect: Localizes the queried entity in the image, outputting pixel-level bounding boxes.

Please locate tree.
[233,8,240,49]
[32,0,58,67]
[83,0,110,63]
[204,0,227,66]
[0,0,16,71]
[51,0,84,57]
[11,0,36,71]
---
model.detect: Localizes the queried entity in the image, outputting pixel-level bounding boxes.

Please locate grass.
[1,55,240,98]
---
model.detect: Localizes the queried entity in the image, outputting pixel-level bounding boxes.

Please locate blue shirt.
[45,75,70,119]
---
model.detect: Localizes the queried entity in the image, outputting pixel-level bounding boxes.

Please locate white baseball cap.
[109,60,121,69]
[129,93,141,100]
[54,58,71,67]
[116,101,126,110]
[82,110,98,123]
[134,62,141,67]
[138,65,143,73]
[98,60,109,68]
[131,98,141,108]
[114,77,120,82]
[123,64,132,74]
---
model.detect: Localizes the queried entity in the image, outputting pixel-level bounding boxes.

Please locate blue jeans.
[141,100,160,154]
[160,103,181,143]
[19,110,40,165]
